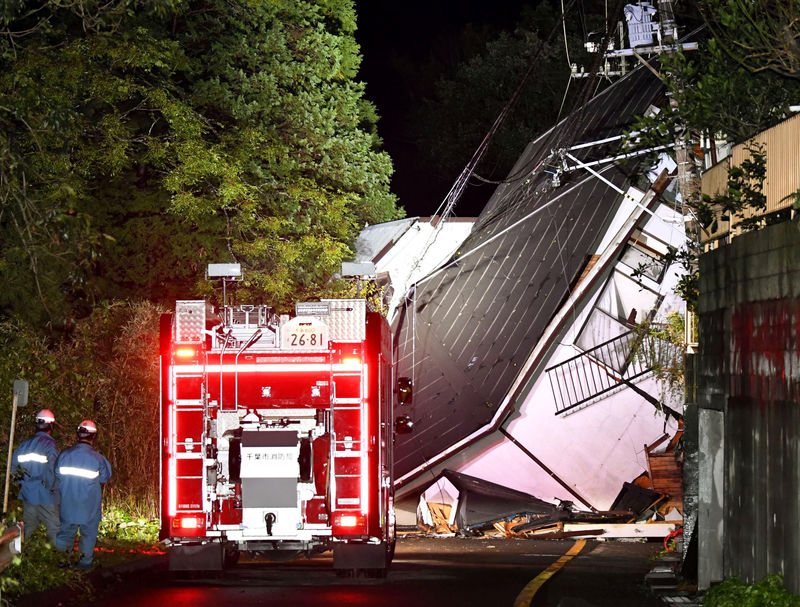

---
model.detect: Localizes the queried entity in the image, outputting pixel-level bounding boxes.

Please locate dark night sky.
[355,2,534,218]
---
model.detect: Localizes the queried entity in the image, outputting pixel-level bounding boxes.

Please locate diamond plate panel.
[320,299,366,341]
[175,300,206,344]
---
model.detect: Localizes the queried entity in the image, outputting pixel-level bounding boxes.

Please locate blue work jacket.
[56,441,112,525]
[12,431,59,506]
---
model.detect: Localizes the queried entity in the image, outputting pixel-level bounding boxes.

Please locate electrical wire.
[468,0,631,233]
[425,0,580,222]
[561,0,572,68]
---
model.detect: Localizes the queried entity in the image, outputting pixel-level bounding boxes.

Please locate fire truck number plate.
[281,317,329,350]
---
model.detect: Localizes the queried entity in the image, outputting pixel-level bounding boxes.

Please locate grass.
[0,503,164,605]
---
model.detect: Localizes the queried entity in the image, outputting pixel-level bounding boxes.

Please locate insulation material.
[418,477,459,532]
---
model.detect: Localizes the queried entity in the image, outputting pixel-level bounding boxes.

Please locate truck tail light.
[173,515,204,530]
[333,512,367,534]
[175,347,196,359]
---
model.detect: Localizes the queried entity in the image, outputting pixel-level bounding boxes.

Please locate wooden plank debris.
[562,522,677,538]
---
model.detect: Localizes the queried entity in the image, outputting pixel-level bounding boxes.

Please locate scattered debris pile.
[643,427,683,515]
[416,469,681,539]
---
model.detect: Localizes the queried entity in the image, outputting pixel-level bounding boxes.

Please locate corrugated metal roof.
[392,63,668,485]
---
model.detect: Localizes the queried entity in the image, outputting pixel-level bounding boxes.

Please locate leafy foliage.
[0,300,164,509]
[0,506,161,603]
[0,0,401,328]
[409,2,595,187]
[703,575,800,607]
[632,44,800,148]
[98,507,159,543]
[698,143,767,234]
[626,39,780,310]
[0,300,164,601]
[700,0,800,80]
[634,312,687,395]
[0,524,84,602]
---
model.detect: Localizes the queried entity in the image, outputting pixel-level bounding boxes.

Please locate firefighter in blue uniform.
[11,409,60,544]
[55,420,112,568]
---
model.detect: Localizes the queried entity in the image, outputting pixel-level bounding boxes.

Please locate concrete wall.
[697,220,800,592]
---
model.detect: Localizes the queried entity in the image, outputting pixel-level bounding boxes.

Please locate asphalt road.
[79,535,666,607]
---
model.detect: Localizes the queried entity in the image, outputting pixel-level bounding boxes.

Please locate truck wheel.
[386,538,396,565]
[223,545,240,569]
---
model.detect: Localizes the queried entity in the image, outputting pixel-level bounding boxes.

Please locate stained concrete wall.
[697,220,800,592]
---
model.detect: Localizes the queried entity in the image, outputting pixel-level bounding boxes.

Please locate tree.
[624,8,800,311]
[0,0,401,327]
[173,0,401,308]
[631,39,800,150]
[410,2,586,188]
[0,0,196,326]
[700,0,800,79]
[414,3,569,188]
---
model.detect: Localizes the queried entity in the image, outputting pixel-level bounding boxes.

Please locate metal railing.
[547,330,661,415]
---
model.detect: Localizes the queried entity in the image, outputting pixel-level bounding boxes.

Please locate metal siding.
[701,113,800,243]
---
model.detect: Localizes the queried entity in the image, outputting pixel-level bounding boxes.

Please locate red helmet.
[35,409,55,430]
[36,409,55,424]
[77,419,98,438]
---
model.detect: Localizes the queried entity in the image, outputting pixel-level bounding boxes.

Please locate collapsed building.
[355,44,691,532]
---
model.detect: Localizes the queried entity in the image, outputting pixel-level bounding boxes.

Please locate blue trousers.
[22,502,60,545]
[56,520,100,567]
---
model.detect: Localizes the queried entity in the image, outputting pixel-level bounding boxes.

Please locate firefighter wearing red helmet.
[55,419,111,569]
[11,409,60,544]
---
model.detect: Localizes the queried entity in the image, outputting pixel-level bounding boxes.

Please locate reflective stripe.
[58,466,100,479]
[18,453,48,464]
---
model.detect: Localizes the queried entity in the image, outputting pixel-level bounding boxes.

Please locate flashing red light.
[175,347,196,359]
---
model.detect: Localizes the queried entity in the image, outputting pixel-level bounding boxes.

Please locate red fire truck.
[159,297,407,574]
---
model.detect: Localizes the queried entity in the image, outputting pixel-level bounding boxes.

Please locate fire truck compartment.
[240,429,301,536]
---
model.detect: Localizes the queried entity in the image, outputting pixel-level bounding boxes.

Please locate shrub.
[703,575,800,607]
[0,300,165,514]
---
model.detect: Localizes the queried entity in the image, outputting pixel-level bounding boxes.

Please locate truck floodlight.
[206,263,242,280]
[207,263,242,307]
[175,347,196,358]
[340,262,375,277]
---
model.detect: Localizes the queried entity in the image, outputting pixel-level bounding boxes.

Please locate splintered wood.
[491,518,580,539]
[428,502,456,534]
